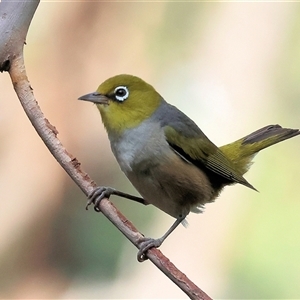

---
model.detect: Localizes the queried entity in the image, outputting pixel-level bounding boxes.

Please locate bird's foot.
[86,186,116,212]
[137,237,163,262]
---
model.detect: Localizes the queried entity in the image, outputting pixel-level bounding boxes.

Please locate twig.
[0,2,212,299]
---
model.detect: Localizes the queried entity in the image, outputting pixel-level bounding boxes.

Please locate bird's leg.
[137,215,186,262]
[86,186,146,212]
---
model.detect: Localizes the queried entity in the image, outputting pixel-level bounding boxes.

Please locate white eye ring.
[114,86,129,102]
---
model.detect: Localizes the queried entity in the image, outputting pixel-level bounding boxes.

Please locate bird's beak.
[78,92,109,105]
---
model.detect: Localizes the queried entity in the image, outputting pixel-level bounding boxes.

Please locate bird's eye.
[114,86,129,102]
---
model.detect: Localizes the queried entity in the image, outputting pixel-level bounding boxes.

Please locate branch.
[0,2,212,299]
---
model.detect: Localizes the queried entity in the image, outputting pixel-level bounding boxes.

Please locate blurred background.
[0,1,300,299]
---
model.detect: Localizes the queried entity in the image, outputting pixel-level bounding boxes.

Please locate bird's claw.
[86,186,116,212]
[137,237,163,262]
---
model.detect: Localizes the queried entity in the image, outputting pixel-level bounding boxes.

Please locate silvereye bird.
[79,74,299,261]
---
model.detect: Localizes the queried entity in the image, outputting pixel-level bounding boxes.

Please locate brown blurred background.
[0,2,300,299]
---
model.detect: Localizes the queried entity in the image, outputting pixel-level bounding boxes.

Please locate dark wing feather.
[164,126,256,190]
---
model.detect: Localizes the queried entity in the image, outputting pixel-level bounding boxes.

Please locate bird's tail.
[220,125,299,175]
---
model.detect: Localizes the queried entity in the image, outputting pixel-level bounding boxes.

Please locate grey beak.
[78,92,109,104]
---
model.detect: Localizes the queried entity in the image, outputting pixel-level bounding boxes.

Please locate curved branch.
[0,2,212,300]
[0,0,39,71]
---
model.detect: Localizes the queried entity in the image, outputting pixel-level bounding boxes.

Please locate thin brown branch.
[1,2,212,299]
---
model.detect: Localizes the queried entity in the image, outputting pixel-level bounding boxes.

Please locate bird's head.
[79,74,162,135]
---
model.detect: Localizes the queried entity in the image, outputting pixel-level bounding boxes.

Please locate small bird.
[79,74,299,261]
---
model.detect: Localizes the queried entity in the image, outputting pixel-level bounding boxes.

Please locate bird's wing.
[164,125,256,190]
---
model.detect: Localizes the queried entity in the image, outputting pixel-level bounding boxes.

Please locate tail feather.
[220,125,299,175]
[241,125,299,151]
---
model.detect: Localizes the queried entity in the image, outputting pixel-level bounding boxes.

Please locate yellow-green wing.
[164,126,256,190]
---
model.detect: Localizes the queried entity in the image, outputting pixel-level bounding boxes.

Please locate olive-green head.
[78,74,162,135]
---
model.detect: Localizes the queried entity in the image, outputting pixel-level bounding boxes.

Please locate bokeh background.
[0,1,300,299]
